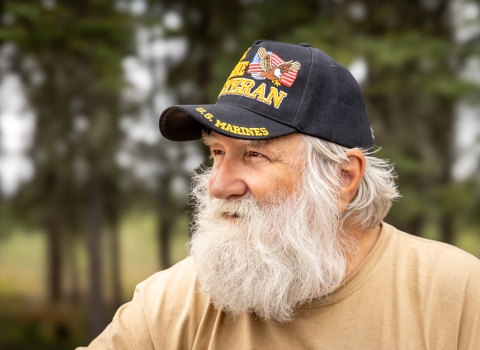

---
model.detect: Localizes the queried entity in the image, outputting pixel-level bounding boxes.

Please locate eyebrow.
[242,139,268,148]
[201,133,216,146]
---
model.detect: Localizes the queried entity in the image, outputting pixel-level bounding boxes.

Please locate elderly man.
[79,40,480,349]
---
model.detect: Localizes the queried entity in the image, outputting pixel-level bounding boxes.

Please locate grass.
[0,227,46,298]
[419,220,480,258]
[0,209,190,301]
[455,228,480,258]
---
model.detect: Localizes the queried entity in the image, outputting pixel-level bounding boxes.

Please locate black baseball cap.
[159,40,373,150]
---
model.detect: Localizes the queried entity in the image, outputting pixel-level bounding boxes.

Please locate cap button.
[299,43,312,47]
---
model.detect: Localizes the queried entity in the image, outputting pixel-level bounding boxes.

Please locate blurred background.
[0,0,479,348]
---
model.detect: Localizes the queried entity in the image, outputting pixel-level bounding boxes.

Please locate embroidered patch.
[195,108,270,137]
[247,47,301,87]
[218,78,288,109]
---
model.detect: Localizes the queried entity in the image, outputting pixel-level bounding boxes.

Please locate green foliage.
[1,0,133,224]
[1,1,130,93]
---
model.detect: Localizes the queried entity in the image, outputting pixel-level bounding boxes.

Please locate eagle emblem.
[247,47,301,87]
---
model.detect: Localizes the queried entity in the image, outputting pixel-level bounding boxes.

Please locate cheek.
[208,167,218,186]
[246,166,299,200]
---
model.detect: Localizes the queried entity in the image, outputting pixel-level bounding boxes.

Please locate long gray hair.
[302,135,401,231]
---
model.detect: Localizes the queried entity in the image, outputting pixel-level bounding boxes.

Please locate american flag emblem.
[247,47,301,88]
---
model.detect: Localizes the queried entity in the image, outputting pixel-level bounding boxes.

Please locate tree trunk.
[45,219,62,302]
[440,212,454,245]
[157,174,174,270]
[86,164,105,340]
[158,210,173,270]
[110,214,122,308]
[67,233,81,303]
[407,214,425,237]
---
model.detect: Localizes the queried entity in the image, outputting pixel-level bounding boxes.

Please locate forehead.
[202,131,302,151]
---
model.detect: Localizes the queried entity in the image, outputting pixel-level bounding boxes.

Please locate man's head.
[159,40,400,322]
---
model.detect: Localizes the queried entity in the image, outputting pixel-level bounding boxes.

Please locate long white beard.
[188,167,354,323]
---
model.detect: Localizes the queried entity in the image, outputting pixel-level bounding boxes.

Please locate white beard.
[188,167,355,323]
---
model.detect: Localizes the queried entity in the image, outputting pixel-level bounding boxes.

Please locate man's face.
[205,131,304,206]
[189,132,351,323]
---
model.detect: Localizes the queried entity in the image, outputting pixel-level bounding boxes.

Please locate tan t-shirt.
[78,223,480,349]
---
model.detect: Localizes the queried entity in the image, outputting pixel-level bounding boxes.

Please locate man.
[79,40,480,349]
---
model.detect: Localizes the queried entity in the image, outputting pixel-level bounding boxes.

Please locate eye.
[247,151,268,162]
[210,149,225,158]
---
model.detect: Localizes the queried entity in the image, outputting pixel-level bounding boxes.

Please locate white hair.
[301,135,401,231]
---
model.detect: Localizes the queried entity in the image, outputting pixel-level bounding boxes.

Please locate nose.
[209,158,248,199]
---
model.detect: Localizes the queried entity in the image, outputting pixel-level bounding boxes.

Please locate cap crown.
[216,40,372,149]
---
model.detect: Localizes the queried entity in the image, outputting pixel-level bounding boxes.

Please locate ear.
[339,149,365,213]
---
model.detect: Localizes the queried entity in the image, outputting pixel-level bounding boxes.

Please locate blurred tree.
[128,2,203,270]
[331,0,479,242]
[0,0,132,340]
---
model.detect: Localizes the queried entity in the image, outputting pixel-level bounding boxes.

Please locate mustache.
[213,197,258,218]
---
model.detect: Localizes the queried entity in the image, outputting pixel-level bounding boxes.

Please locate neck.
[344,223,382,278]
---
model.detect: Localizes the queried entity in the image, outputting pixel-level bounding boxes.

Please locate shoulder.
[388,223,480,270]
[383,223,480,348]
[134,257,215,347]
[135,256,214,322]
[384,222,480,296]
[135,257,208,311]
[137,256,197,294]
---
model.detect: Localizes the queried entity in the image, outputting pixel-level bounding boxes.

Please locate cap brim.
[159,104,296,141]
